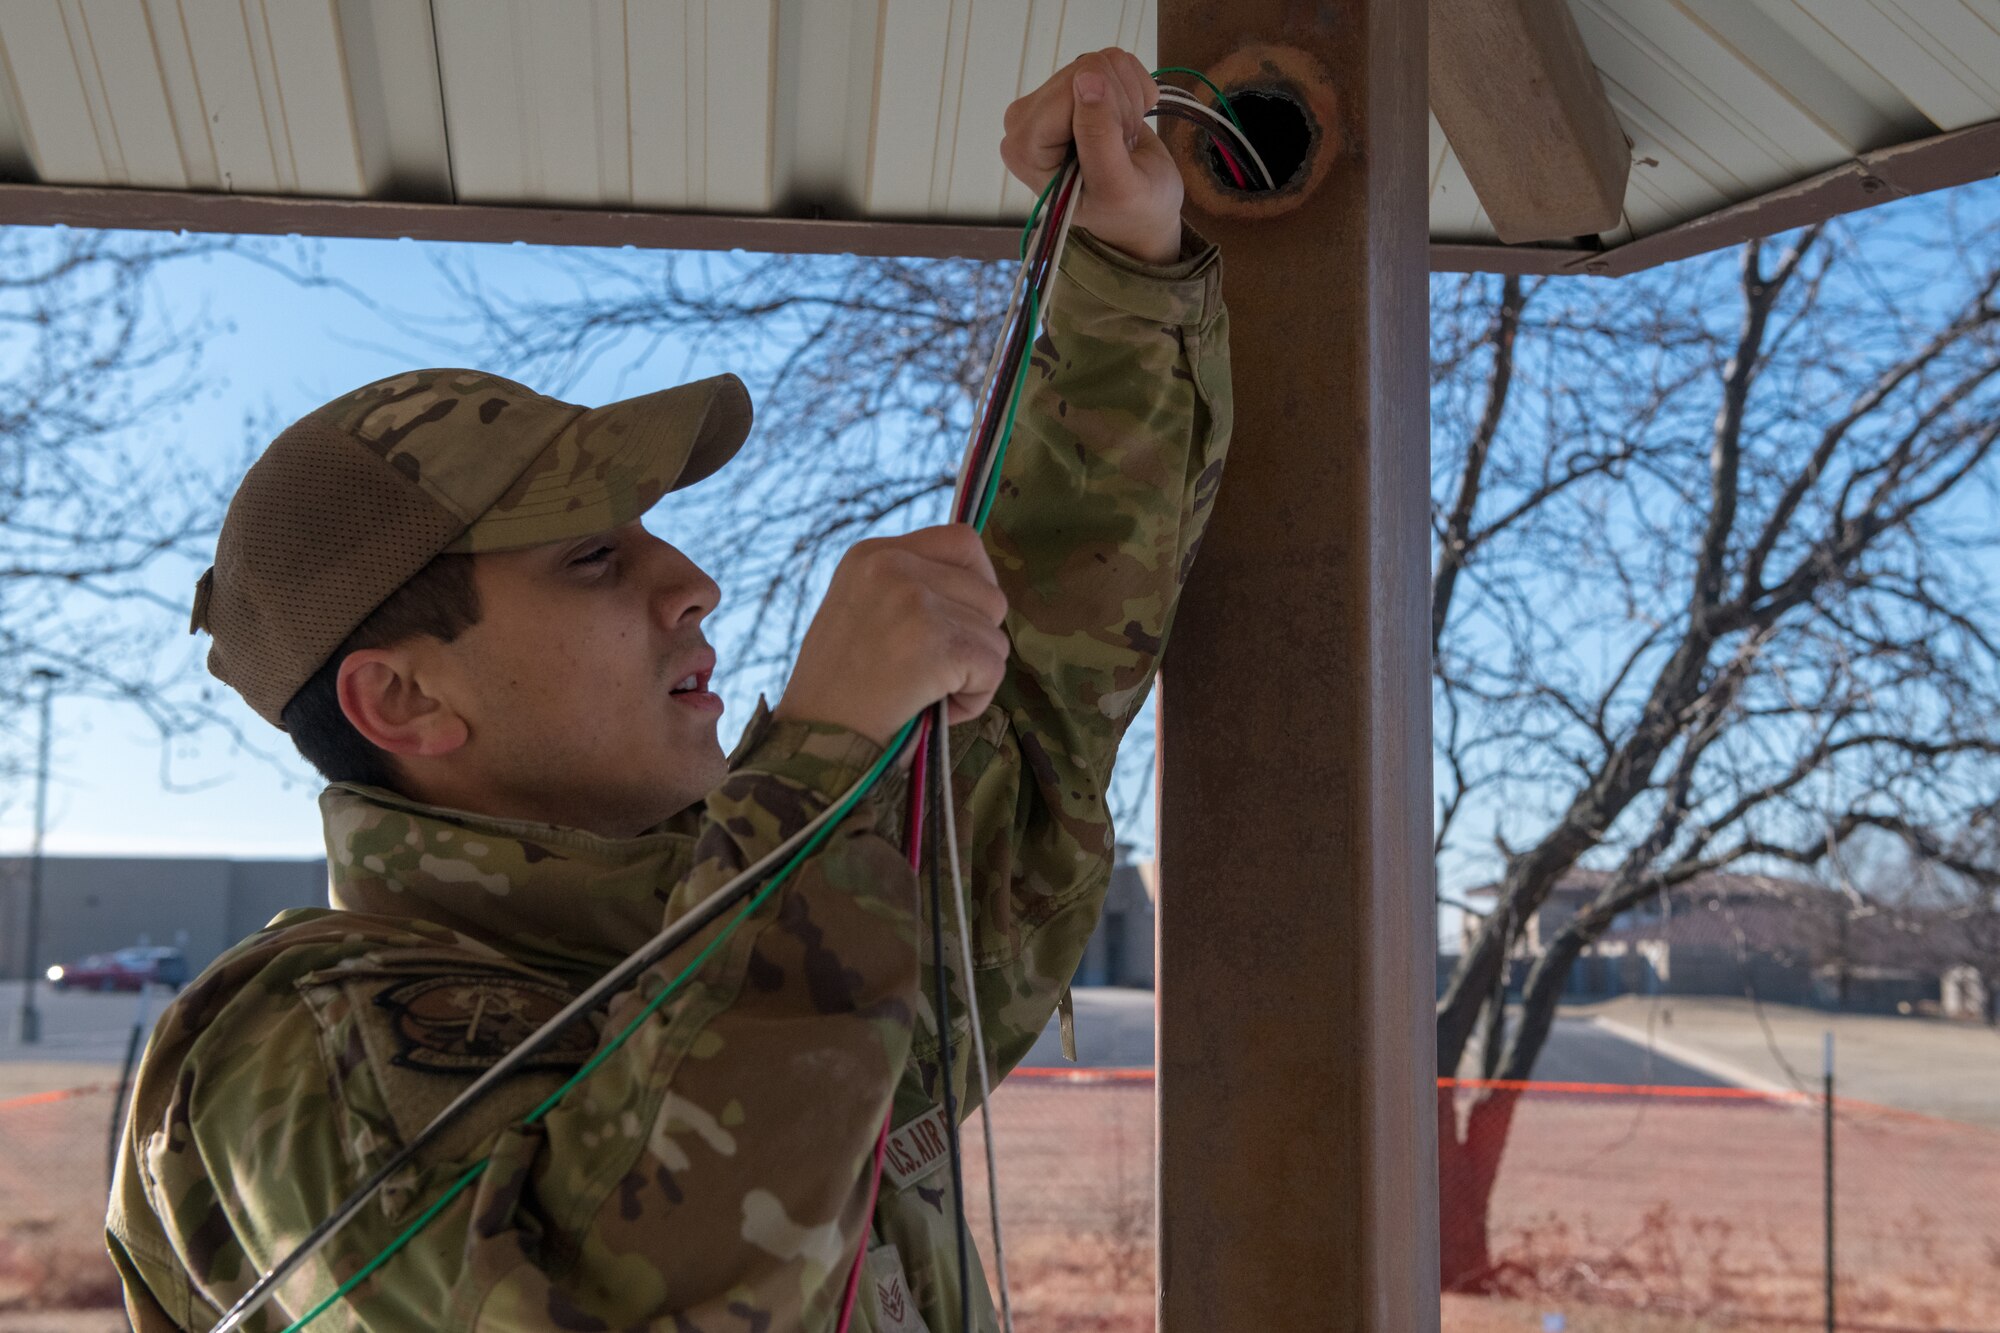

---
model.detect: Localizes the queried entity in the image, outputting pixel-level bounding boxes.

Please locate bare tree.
[1429,200,2000,1288]
[0,228,234,797]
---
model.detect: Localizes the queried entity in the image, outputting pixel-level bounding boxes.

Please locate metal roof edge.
[1434,115,2000,278]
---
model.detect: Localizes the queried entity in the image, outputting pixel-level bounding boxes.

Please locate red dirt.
[0,1090,122,1314]
[8,1075,1999,1330]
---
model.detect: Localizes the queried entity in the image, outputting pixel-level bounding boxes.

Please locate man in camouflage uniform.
[109,48,1230,1332]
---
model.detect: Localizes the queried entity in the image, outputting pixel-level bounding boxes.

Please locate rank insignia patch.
[372,973,594,1075]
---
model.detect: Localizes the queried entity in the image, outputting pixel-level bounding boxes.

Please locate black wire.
[926,717,972,1331]
[960,282,1036,518]
[960,160,1076,523]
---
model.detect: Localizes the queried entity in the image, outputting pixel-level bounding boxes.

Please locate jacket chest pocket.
[298,960,604,1180]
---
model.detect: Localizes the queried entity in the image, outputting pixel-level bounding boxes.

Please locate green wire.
[1150,65,1245,132]
[518,713,914,1123]
[281,717,921,1332]
[282,1164,486,1333]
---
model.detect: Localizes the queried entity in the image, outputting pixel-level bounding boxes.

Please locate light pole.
[18,667,58,1045]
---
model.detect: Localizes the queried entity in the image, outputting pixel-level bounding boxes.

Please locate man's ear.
[336,647,469,758]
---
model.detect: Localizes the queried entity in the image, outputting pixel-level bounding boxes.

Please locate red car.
[46,946,188,993]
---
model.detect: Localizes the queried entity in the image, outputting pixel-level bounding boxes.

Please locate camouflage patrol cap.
[191,368,752,727]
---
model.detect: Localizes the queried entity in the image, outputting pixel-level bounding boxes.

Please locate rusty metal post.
[1154,2,1437,1329]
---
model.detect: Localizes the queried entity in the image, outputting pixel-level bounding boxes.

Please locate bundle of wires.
[1151,66,1276,192]
[880,138,1087,1333]
[211,67,1251,1333]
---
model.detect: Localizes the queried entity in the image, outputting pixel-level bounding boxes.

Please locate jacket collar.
[320,781,698,985]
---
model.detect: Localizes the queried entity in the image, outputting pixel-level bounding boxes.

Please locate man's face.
[416,519,728,837]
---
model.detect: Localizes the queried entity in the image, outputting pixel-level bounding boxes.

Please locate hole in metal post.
[1171,46,1337,219]
[1204,89,1313,193]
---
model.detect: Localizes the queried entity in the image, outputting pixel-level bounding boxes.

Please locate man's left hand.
[1000,48,1184,266]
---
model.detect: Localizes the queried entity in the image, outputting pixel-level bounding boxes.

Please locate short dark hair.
[281,553,482,789]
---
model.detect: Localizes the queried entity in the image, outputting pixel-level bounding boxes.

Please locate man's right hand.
[773,524,1011,747]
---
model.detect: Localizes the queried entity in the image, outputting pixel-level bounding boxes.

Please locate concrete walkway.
[1458,1010,1733,1089]
[1569,994,2000,1130]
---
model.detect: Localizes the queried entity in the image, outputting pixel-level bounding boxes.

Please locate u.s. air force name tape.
[881,1104,953,1191]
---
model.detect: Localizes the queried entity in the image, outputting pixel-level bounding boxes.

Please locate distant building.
[1074,855,1155,988]
[3,849,1162,989]
[0,855,326,980]
[1457,869,1975,1016]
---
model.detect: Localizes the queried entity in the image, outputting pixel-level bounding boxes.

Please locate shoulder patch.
[372,973,594,1076]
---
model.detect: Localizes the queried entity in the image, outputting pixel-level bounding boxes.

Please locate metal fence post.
[18,667,58,1046]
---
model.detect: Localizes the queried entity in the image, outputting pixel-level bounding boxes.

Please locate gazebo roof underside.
[0,0,1996,276]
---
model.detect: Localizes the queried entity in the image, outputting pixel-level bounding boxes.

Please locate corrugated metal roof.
[0,0,1995,256]
[0,0,1152,219]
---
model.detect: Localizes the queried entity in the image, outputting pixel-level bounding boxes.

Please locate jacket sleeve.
[123,721,922,1332]
[942,224,1231,1083]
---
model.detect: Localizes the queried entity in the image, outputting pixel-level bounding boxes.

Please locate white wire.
[1041,163,1081,339]
[933,702,1015,1333]
[930,160,1079,1333]
[1154,86,1276,191]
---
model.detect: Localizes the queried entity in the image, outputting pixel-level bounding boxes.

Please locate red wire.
[1210,133,1249,189]
[903,714,933,860]
[835,1112,894,1330]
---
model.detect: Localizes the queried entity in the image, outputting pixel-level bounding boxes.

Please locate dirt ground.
[0,1088,123,1316]
[1440,1294,1792,1331]
[0,1315,125,1333]
[972,1077,2000,1332]
[1456,1086,2000,1331]
[8,1070,1999,1329]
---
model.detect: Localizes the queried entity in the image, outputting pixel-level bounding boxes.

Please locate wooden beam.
[0,181,1019,261]
[1429,0,1629,244]
[1155,3,1437,1331]
[1431,114,2000,276]
[4,111,1996,277]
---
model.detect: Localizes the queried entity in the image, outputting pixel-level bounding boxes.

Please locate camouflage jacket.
[107,226,1231,1332]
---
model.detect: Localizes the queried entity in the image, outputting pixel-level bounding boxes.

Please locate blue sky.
[0,232,779,859]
